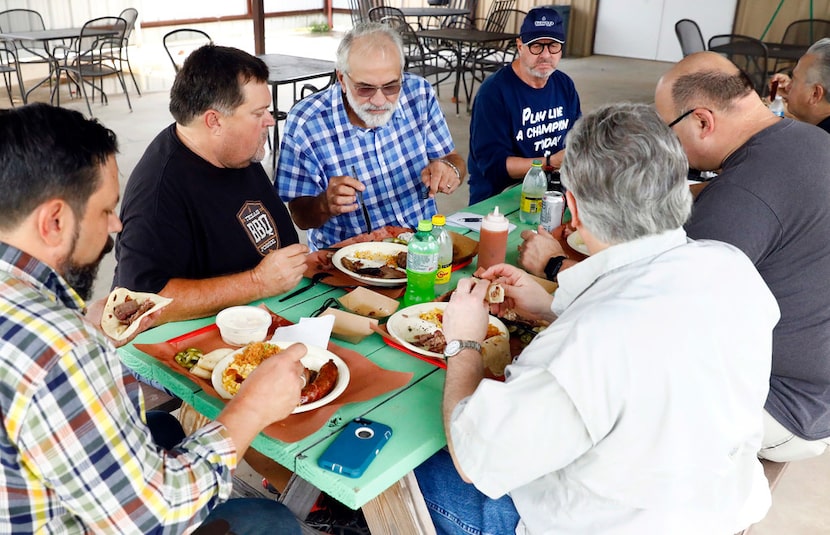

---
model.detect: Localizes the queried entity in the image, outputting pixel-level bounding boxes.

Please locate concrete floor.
[10,28,829,533]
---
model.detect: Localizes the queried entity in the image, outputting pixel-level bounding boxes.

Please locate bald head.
[656,52,754,117]
[655,52,778,172]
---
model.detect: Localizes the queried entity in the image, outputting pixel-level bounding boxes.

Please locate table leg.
[279,473,321,520]
[453,44,462,116]
[361,471,437,535]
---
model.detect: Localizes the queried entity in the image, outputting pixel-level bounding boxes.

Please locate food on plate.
[402,307,503,354]
[340,250,407,279]
[101,288,172,340]
[189,347,234,379]
[219,342,341,405]
[174,347,202,369]
[299,359,339,405]
[481,335,512,377]
[222,342,283,397]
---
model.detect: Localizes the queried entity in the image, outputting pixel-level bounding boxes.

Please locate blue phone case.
[318,418,392,478]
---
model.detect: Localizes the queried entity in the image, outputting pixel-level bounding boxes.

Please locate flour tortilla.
[101,288,172,340]
[481,335,511,377]
[486,282,505,304]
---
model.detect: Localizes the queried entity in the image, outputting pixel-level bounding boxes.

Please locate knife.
[352,165,373,234]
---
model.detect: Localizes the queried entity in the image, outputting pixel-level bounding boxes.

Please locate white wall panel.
[594,0,736,61]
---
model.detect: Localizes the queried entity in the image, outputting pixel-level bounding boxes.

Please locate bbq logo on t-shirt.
[237,201,280,256]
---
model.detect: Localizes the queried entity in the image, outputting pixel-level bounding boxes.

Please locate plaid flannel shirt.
[277,73,456,250]
[0,242,236,534]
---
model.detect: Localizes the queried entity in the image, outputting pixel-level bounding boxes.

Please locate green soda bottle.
[403,220,439,307]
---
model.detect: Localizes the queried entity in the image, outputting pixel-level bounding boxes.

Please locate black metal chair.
[708,34,769,97]
[163,28,212,73]
[0,8,58,97]
[51,16,132,116]
[115,8,140,94]
[376,13,455,93]
[774,18,830,72]
[0,9,54,67]
[349,0,386,25]
[96,8,140,100]
[463,8,526,110]
[675,19,705,57]
[0,46,25,105]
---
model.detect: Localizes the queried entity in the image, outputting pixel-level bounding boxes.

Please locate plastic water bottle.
[520,160,546,225]
[403,220,439,307]
[770,95,785,117]
[431,214,453,293]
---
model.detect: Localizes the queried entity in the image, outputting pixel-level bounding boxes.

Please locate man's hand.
[86,296,162,348]
[323,175,364,217]
[231,343,307,426]
[421,159,462,198]
[476,263,555,322]
[518,226,566,277]
[769,72,792,100]
[216,343,307,458]
[443,278,490,343]
[252,243,310,297]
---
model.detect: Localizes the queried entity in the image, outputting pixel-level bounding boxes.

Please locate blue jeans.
[203,498,301,535]
[414,449,520,535]
[145,412,301,534]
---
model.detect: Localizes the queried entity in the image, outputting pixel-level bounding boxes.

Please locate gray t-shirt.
[685,118,830,440]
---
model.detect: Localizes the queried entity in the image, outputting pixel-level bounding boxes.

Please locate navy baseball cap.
[520,7,565,44]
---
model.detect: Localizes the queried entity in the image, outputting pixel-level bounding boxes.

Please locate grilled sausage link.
[299,359,338,405]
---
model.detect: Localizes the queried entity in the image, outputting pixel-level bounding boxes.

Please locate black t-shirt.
[113,124,299,293]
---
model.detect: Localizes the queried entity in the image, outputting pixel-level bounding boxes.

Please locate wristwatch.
[443,340,482,358]
[544,255,568,282]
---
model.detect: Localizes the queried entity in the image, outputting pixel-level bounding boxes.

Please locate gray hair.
[805,38,830,103]
[560,103,692,244]
[335,22,405,74]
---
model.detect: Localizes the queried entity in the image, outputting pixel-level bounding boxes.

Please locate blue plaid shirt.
[277,73,456,249]
[0,242,236,533]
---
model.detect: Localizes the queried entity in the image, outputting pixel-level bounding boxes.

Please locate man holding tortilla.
[0,103,305,534]
[415,103,779,533]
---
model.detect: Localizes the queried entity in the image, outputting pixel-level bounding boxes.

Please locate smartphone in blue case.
[318,418,392,478]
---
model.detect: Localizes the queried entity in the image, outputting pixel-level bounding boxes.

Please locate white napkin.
[270,315,335,348]
[446,211,518,234]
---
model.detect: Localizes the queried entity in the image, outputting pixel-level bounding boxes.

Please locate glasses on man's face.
[667,107,713,128]
[345,73,402,98]
[667,108,696,128]
[526,41,563,55]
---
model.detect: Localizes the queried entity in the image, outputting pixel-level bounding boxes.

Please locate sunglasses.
[345,73,402,98]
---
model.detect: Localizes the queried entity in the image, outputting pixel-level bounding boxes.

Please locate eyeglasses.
[526,41,563,55]
[667,107,712,128]
[345,73,402,98]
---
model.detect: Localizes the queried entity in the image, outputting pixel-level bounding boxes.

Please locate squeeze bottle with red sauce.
[477,206,509,271]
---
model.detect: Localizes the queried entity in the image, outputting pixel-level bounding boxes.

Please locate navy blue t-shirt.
[468,65,581,204]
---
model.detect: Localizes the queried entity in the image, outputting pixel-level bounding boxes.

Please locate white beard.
[344,86,397,128]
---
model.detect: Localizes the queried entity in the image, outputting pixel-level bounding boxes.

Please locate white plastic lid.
[481,206,510,231]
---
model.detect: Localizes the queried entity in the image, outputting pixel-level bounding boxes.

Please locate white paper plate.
[332,242,407,287]
[566,230,590,256]
[386,302,508,359]
[212,341,350,413]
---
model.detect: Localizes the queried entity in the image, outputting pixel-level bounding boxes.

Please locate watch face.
[444,340,461,356]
